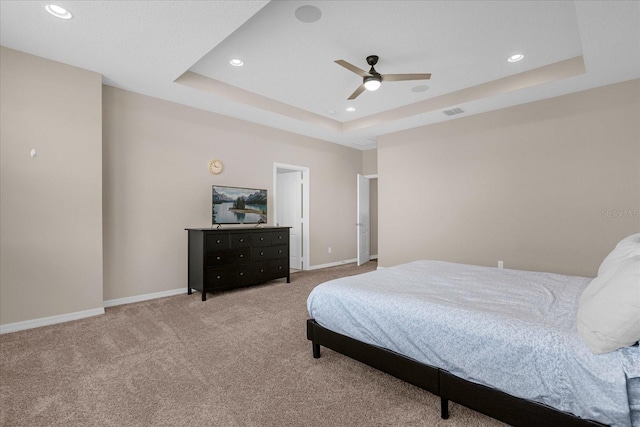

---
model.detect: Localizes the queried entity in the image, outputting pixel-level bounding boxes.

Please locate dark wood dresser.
[185,227,291,300]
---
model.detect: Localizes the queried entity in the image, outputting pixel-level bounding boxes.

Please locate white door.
[357,174,370,266]
[277,171,302,270]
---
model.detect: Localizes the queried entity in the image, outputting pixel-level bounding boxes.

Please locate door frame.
[273,163,310,271]
[357,174,378,266]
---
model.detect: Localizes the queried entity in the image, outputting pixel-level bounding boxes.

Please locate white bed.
[308,258,640,426]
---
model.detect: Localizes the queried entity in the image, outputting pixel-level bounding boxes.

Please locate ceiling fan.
[335,55,432,100]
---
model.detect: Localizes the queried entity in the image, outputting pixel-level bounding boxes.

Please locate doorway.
[273,163,309,271]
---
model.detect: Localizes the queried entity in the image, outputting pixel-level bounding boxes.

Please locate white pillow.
[597,233,640,278]
[577,254,640,354]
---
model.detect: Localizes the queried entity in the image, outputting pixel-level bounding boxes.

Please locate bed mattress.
[307,260,640,427]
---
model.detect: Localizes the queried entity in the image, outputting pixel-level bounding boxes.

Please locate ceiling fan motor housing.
[364,55,382,90]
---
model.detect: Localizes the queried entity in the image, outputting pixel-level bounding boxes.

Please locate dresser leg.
[187,287,192,295]
[201,291,206,301]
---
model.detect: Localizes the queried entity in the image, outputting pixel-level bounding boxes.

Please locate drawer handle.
[239,238,244,242]
[216,275,221,279]
[278,236,282,239]
[216,239,221,244]
[239,254,244,258]
[216,256,221,260]
[260,252,264,256]
[278,250,282,254]
[260,237,264,241]
[278,266,283,270]
[260,269,264,273]
[239,272,244,276]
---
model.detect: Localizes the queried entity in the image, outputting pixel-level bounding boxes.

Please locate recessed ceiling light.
[45,4,73,19]
[229,59,244,67]
[508,53,524,63]
[346,107,356,112]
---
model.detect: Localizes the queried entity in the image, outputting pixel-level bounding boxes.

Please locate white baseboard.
[308,255,381,271]
[1,259,381,333]
[308,256,383,271]
[0,307,105,335]
[103,287,185,308]
[308,258,357,270]
[0,288,188,334]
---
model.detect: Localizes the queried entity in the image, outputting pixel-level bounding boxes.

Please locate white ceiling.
[1,0,639,150]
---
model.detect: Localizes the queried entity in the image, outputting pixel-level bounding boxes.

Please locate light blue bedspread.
[307,260,640,427]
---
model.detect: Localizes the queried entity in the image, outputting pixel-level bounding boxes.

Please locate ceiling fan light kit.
[335,54,431,100]
[364,75,381,91]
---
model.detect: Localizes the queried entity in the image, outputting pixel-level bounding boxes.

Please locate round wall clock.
[208,159,223,175]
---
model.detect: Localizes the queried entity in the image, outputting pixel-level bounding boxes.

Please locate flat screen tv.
[212,185,267,225]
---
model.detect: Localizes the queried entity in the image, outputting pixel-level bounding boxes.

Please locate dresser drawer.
[204,266,253,289]
[205,233,229,250]
[271,230,288,245]
[251,232,272,247]
[252,245,288,262]
[253,259,288,282]
[229,233,252,248]
[205,248,251,266]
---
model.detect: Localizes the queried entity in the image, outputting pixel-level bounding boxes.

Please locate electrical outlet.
[328,247,332,253]
[498,260,504,269]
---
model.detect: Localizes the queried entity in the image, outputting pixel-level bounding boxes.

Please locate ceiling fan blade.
[382,73,432,82]
[348,84,366,100]
[335,60,370,77]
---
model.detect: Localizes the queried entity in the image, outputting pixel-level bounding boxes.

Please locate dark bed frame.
[307,319,607,427]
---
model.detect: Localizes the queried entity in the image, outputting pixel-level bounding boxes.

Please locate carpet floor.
[0,261,506,426]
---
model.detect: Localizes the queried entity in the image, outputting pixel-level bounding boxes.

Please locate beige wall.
[102,87,362,301]
[0,47,104,325]
[362,149,377,175]
[378,79,640,277]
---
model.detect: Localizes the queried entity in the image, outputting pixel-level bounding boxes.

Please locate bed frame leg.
[312,342,321,358]
[440,398,449,419]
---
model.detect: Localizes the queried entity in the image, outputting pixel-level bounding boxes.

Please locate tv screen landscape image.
[212,185,267,225]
